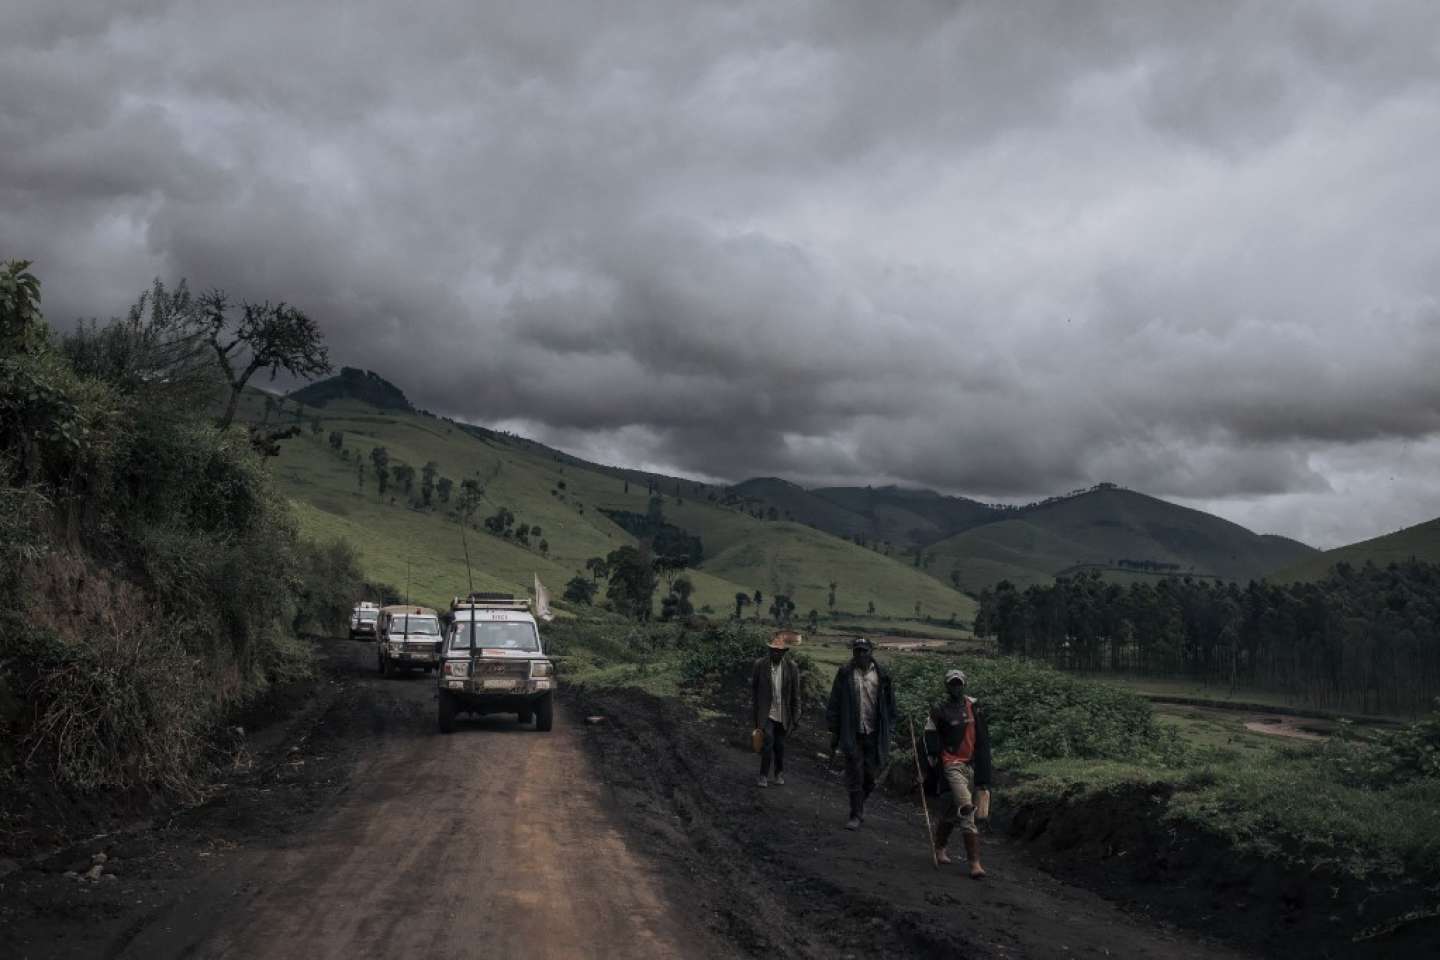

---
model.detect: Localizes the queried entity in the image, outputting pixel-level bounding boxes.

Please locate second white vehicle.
[377,605,442,675]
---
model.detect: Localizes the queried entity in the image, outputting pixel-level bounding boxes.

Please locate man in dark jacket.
[923,668,993,878]
[751,630,802,788]
[826,637,897,830]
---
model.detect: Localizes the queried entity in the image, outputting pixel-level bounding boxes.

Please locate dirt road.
[5,639,1275,959]
[4,640,723,960]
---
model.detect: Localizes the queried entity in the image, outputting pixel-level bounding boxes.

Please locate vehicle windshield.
[450,621,539,652]
[388,616,439,636]
[356,610,378,621]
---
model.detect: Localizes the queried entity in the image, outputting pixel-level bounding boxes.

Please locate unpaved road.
[117,642,717,960]
[5,638,1277,959]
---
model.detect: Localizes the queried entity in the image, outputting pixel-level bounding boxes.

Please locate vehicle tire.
[518,708,533,725]
[534,693,554,732]
[438,692,457,734]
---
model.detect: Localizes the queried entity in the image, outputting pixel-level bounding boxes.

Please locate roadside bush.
[0,263,359,801]
[292,538,365,636]
[888,656,1181,765]
[677,621,769,683]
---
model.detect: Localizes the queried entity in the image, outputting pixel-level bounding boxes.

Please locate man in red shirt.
[925,669,993,878]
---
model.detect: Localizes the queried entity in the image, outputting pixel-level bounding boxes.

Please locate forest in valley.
[974,562,1440,715]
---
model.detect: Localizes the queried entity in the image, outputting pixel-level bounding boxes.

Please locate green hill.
[1271,516,1440,583]
[237,391,975,625]
[289,367,414,411]
[728,479,998,547]
[927,487,1316,594]
[811,485,999,545]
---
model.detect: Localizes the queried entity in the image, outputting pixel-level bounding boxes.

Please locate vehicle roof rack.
[451,593,532,612]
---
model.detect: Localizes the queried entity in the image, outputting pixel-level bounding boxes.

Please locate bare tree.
[201,291,331,430]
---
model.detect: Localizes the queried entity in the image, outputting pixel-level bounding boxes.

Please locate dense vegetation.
[976,564,1440,714]
[0,262,361,799]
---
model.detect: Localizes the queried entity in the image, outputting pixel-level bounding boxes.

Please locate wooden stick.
[909,718,938,869]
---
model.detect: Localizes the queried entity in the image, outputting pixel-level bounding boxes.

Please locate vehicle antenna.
[459,509,475,598]
[405,553,411,608]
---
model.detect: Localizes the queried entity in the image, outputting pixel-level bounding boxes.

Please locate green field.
[250,392,976,622]
[1272,515,1440,583]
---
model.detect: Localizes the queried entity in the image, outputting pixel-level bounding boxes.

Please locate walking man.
[826,637,896,830]
[752,629,802,788]
[925,669,992,878]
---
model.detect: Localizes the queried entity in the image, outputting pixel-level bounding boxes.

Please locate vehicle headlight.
[529,661,553,678]
[443,661,470,678]
[389,642,404,653]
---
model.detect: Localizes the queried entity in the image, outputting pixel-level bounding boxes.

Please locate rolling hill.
[728,478,998,547]
[1271,516,1440,583]
[925,487,1317,594]
[252,380,976,625]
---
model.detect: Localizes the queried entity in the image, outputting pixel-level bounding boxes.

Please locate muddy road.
[4,640,722,960]
[5,638,1264,959]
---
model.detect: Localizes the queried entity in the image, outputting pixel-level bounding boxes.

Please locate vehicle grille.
[474,660,528,678]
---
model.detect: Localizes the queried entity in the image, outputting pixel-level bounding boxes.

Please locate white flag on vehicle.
[534,574,554,621]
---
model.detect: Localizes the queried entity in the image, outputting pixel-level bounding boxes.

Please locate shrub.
[887,656,1180,765]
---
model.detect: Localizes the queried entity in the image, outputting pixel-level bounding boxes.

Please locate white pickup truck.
[437,593,555,733]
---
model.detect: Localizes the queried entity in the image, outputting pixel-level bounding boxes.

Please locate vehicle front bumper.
[439,677,554,703]
[386,647,441,664]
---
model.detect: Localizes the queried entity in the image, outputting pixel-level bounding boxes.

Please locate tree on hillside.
[807,609,819,633]
[753,589,763,610]
[310,416,322,437]
[661,576,695,621]
[370,447,389,500]
[585,556,610,582]
[769,594,796,626]
[734,592,751,620]
[355,459,365,491]
[484,507,514,535]
[328,430,344,452]
[391,462,415,495]
[538,538,549,557]
[420,461,438,507]
[201,290,331,430]
[867,600,875,615]
[436,476,453,504]
[828,581,837,612]
[262,394,275,424]
[605,545,657,620]
[563,575,597,605]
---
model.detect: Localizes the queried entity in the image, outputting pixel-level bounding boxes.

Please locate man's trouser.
[761,719,787,777]
[843,732,881,817]
[935,761,978,848]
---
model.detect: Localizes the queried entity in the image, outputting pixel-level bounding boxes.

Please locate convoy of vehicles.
[349,602,380,641]
[436,593,555,733]
[376,604,443,675]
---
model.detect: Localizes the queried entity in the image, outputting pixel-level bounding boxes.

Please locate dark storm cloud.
[5,0,1440,546]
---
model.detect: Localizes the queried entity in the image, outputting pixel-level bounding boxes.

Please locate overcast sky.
[5,1,1440,548]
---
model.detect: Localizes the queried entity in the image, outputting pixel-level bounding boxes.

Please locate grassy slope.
[251,392,975,621]
[811,485,998,545]
[927,487,1317,593]
[1272,515,1440,583]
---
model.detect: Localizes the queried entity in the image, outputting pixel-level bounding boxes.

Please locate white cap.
[945,669,967,685]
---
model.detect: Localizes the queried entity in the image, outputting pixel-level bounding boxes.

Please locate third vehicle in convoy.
[349,601,379,641]
[377,604,443,675]
[437,592,555,733]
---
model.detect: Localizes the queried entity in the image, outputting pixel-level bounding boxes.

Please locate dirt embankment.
[1005,783,1440,958]
[573,685,1248,960]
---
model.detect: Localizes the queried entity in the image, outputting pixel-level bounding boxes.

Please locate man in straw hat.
[751,629,802,788]
[924,668,993,878]
[826,637,896,830]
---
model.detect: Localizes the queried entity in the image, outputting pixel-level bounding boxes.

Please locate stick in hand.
[909,718,938,869]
